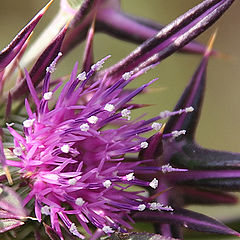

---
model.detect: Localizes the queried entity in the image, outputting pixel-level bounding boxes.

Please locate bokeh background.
[0,0,240,239]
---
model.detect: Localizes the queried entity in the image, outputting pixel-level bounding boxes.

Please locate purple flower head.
[6,54,190,239]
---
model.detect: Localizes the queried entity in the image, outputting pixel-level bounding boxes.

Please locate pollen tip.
[43,91,53,101]
[77,71,87,81]
[68,178,77,185]
[103,180,112,188]
[104,103,115,112]
[151,122,161,131]
[60,144,70,153]
[23,119,35,128]
[13,147,23,156]
[149,178,158,189]
[75,197,85,206]
[6,122,14,127]
[41,205,50,215]
[121,109,131,120]
[138,204,146,211]
[102,225,114,234]
[87,116,98,124]
[185,106,194,112]
[125,172,135,181]
[80,123,90,132]
[140,141,148,149]
[171,130,186,138]
[122,71,133,80]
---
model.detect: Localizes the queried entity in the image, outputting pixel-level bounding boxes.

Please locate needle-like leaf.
[0,0,53,72]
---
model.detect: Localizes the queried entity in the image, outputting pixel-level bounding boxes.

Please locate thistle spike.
[82,15,96,72]
[97,9,213,55]
[97,0,235,83]
[0,0,53,71]
[9,23,68,100]
[164,31,217,139]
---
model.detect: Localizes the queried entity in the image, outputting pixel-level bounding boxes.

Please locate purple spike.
[9,24,68,100]
[170,169,240,182]
[178,174,240,192]
[97,8,212,55]
[60,0,99,55]
[60,0,211,61]
[169,142,240,170]
[115,78,158,109]
[69,0,98,28]
[97,0,235,82]
[139,132,163,161]
[24,69,40,108]
[0,185,27,219]
[43,52,63,94]
[0,34,30,95]
[82,18,95,72]
[164,37,213,138]
[0,0,53,72]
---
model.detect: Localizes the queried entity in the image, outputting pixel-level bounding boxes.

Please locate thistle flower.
[6,54,192,239]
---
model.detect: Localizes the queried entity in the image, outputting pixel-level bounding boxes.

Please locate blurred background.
[0,0,240,239]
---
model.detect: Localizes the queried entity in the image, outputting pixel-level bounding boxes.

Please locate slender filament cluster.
[6,55,189,238]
